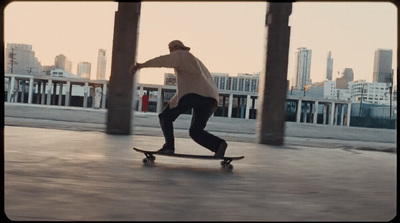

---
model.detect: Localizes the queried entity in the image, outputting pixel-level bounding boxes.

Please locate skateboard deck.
[133,147,244,170]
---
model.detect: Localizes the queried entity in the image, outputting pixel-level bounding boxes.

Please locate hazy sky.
[4,1,397,85]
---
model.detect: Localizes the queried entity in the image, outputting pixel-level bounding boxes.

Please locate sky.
[3,1,397,85]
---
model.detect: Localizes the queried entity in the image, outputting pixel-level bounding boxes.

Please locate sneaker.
[214,141,227,158]
[156,146,175,155]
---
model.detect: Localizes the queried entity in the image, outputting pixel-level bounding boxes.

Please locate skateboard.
[133,147,244,171]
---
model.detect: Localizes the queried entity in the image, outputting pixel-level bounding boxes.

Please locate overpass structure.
[5,73,351,127]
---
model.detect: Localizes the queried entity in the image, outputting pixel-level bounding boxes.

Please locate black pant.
[158,94,225,152]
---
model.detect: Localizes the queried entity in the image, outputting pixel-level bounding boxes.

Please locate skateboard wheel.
[142,158,149,164]
[227,164,233,171]
[220,161,226,167]
[150,156,156,162]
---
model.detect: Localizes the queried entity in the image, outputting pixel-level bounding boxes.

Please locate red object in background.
[142,94,149,112]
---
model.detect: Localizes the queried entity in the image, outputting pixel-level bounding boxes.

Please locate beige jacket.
[141,50,219,112]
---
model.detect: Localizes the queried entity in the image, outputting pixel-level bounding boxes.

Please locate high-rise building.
[54,54,72,73]
[77,62,91,79]
[343,68,354,82]
[5,43,41,75]
[373,49,393,83]
[326,51,333,80]
[292,47,312,90]
[96,49,107,80]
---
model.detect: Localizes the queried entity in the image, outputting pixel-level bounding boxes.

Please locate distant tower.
[342,68,354,81]
[292,47,312,90]
[96,49,107,80]
[326,51,333,80]
[77,62,91,79]
[54,54,72,73]
[373,49,393,83]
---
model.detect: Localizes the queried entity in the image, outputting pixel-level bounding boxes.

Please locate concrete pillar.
[335,104,339,125]
[340,104,345,126]
[41,81,47,105]
[296,99,302,123]
[65,81,71,106]
[8,76,15,102]
[329,102,335,125]
[102,83,107,109]
[156,87,162,113]
[221,95,226,117]
[107,2,141,135]
[308,102,313,123]
[36,82,41,104]
[245,94,251,119]
[228,93,233,118]
[52,81,57,105]
[257,2,292,146]
[14,79,19,102]
[313,101,318,124]
[46,79,52,105]
[83,82,89,108]
[58,83,63,106]
[21,80,25,103]
[346,103,352,127]
[240,97,245,118]
[302,102,307,123]
[323,103,327,124]
[6,77,12,102]
[138,86,144,111]
[28,77,33,104]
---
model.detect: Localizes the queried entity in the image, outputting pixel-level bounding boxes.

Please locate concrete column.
[257,2,292,146]
[8,76,15,102]
[46,79,52,105]
[346,103,352,127]
[313,101,318,124]
[41,81,46,105]
[107,2,141,135]
[221,95,226,117]
[323,103,327,124]
[138,86,144,111]
[329,102,335,125]
[21,80,25,103]
[228,93,233,118]
[58,83,63,106]
[52,81,57,105]
[65,81,71,106]
[240,97,245,118]
[14,79,20,103]
[335,104,339,125]
[245,94,251,119]
[296,99,302,123]
[102,83,107,109]
[83,82,89,108]
[302,102,307,123]
[36,82,41,104]
[28,77,34,104]
[156,87,162,113]
[340,104,345,126]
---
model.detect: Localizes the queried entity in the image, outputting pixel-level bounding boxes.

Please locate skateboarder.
[131,40,227,158]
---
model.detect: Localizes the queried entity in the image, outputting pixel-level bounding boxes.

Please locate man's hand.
[130,62,142,75]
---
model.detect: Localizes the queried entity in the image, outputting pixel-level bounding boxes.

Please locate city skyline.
[3,1,397,84]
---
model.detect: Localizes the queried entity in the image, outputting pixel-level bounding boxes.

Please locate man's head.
[168,40,190,52]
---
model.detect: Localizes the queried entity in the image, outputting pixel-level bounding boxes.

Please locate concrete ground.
[3,103,398,221]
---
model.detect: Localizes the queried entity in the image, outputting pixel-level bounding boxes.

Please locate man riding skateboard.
[131,40,227,158]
